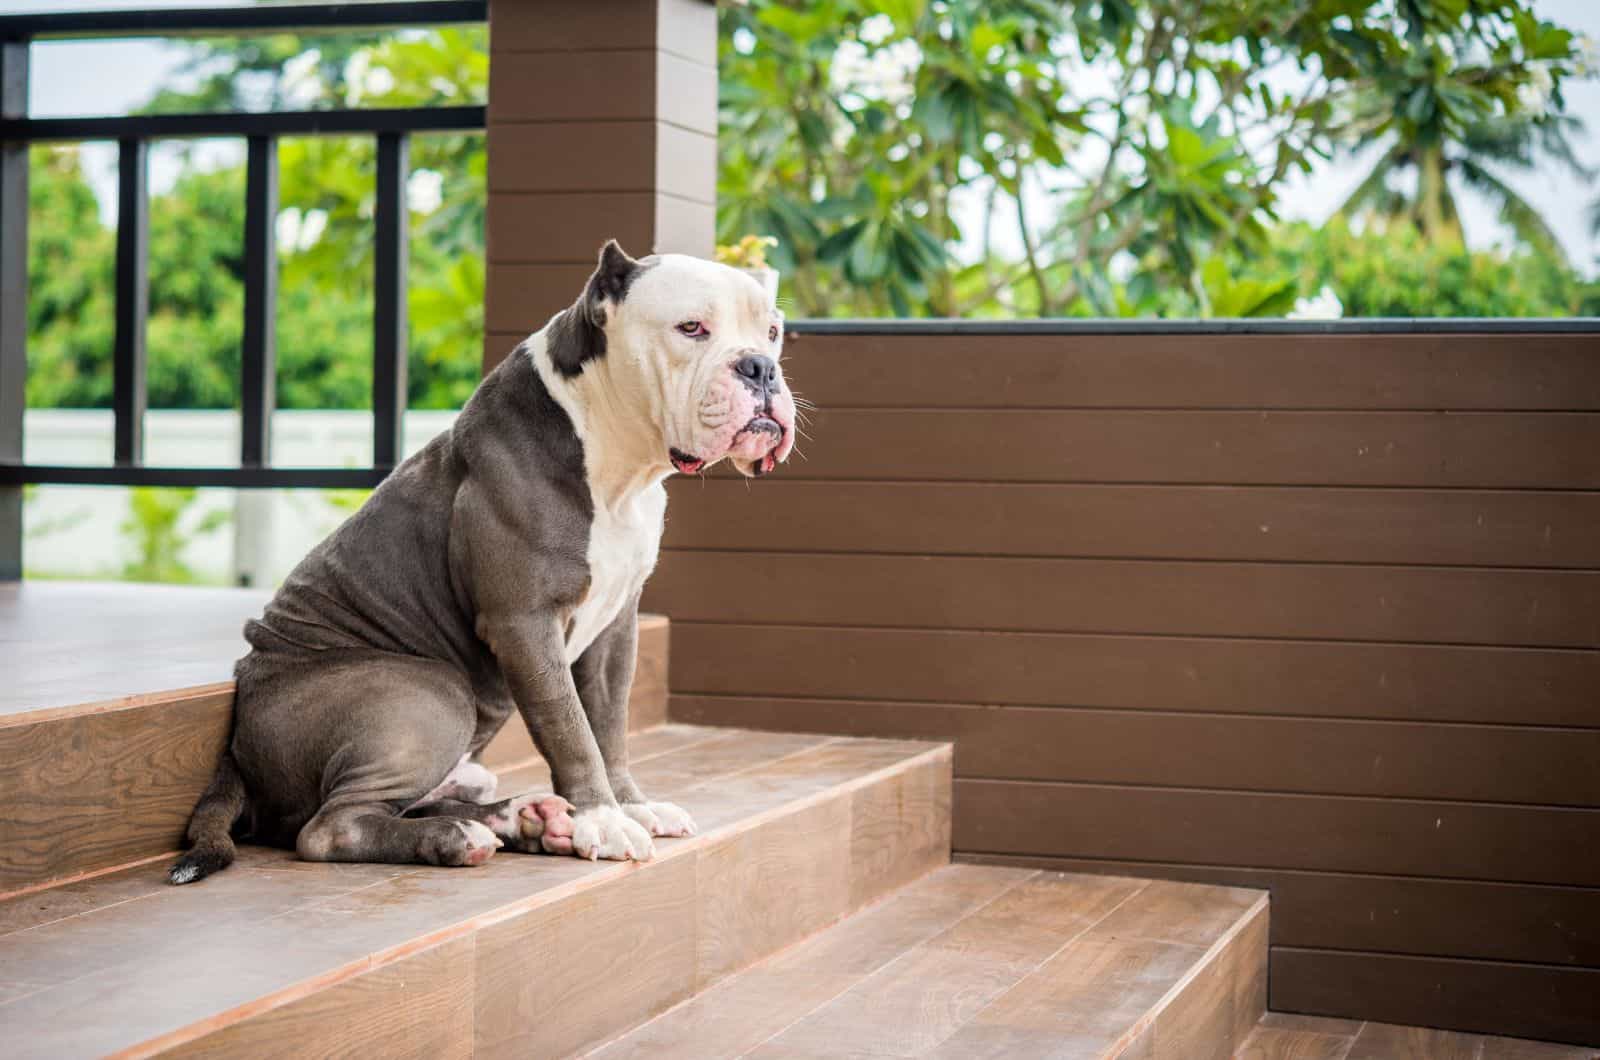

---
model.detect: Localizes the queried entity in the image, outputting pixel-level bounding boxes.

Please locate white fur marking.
[529,332,666,664]
[621,800,697,839]
[570,804,655,861]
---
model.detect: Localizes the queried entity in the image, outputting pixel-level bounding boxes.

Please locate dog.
[169,241,795,882]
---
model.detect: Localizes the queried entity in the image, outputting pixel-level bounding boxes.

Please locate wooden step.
[1237,1013,1598,1059]
[590,865,1267,1059]
[0,582,668,896]
[0,724,950,1058]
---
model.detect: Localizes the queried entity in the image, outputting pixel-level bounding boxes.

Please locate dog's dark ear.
[546,240,639,377]
[585,240,639,318]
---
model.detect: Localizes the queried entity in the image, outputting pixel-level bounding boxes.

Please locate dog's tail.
[168,749,249,885]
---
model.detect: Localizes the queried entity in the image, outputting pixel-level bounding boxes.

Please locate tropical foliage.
[720,0,1590,317]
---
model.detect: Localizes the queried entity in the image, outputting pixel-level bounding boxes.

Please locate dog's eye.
[676,321,708,338]
[768,324,780,342]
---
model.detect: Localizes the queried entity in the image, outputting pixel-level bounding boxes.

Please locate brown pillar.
[482,0,717,372]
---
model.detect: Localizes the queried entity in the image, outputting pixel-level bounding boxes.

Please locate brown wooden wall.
[641,324,1600,1046]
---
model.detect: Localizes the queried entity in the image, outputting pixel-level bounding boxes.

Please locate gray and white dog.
[170,241,795,882]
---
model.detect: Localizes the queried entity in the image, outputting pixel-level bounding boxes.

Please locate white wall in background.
[22,409,460,586]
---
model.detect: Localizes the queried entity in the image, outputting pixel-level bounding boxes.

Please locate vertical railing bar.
[372,130,407,469]
[112,136,148,467]
[0,39,29,580]
[241,134,277,468]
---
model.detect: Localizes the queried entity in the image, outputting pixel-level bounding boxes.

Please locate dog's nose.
[732,354,779,392]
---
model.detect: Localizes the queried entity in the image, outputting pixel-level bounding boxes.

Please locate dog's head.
[546,240,795,478]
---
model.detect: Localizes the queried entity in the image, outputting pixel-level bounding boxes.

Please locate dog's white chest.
[564,484,665,664]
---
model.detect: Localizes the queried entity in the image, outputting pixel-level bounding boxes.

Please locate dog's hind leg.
[297,800,503,866]
[247,652,503,869]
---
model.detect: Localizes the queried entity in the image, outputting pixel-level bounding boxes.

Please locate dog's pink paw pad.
[514,795,574,854]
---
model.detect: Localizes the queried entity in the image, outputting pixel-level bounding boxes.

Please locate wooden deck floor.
[0,581,268,721]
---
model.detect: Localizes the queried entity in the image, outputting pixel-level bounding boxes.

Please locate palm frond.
[1334,146,1406,222]
[1455,158,1568,263]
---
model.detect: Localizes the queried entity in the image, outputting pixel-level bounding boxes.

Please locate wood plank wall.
[642,326,1600,1046]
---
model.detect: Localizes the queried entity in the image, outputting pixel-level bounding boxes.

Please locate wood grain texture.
[958,853,1600,970]
[591,865,1030,1060]
[671,694,1600,806]
[749,872,1152,1058]
[954,780,1600,887]
[650,551,1600,648]
[1346,1021,1483,1060]
[663,481,1600,569]
[1271,949,1600,1048]
[1239,1014,1598,1060]
[474,853,698,1060]
[667,624,1600,728]
[693,788,854,987]
[1149,935,1237,1060]
[0,688,230,894]
[168,936,475,1060]
[848,749,952,907]
[714,408,1600,488]
[1228,906,1271,1051]
[1237,1024,1361,1060]
[778,331,1600,410]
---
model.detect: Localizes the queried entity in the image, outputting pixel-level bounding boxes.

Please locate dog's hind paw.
[423,819,501,867]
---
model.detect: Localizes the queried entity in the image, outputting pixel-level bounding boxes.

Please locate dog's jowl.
[169,241,795,882]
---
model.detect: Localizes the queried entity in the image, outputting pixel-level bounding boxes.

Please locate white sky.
[7,0,1600,272]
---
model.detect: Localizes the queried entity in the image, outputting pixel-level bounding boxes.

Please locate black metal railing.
[0,2,487,578]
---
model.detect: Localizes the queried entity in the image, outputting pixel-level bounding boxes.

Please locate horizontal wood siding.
[643,327,1600,1045]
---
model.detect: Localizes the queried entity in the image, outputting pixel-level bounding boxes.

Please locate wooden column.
[482,0,717,372]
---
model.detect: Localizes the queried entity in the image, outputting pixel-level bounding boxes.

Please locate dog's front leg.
[482,615,654,861]
[574,597,696,841]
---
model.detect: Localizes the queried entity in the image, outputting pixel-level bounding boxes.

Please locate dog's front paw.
[621,800,697,839]
[570,804,655,862]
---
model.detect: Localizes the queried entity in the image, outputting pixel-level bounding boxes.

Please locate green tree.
[1333,5,1588,260]
[1260,218,1587,317]
[24,147,116,409]
[118,487,230,584]
[720,0,1586,318]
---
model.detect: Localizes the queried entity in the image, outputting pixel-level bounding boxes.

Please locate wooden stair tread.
[0,582,669,895]
[0,581,669,723]
[591,866,1268,1059]
[0,725,949,1058]
[0,581,269,721]
[1238,1014,1599,1059]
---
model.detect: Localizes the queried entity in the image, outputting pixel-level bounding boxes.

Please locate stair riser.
[0,622,669,897]
[154,747,952,1059]
[1118,900,1269,1060]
